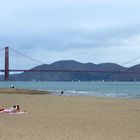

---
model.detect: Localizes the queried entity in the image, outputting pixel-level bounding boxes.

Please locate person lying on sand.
[0,109,5,112]
[0,105,17,113]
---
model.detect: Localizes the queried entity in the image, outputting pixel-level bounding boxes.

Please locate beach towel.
[0,109,27,115]
[8,111,27,115]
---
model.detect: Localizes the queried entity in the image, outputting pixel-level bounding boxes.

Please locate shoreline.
[0,88,140,100]
[0,88,51,95]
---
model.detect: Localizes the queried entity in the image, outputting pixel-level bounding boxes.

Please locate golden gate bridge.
[0,47,140,81]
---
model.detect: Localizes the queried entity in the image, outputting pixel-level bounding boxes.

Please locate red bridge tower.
[5,47,9,80]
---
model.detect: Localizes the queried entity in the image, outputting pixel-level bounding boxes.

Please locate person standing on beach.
[10,85,14,88]
[61,91,64,96]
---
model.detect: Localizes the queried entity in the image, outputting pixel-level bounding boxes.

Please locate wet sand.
[0,89,140,140]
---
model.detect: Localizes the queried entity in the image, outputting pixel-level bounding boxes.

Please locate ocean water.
[0,81,140,99]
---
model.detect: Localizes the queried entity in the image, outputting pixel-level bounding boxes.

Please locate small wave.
[30,88,140,99]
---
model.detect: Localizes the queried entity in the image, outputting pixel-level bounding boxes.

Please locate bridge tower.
[5,47,9,80]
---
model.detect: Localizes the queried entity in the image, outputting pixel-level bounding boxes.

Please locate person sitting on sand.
[16,105,20,112]
[10,105,17,113]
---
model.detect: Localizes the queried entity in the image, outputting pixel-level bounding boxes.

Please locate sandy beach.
[0,89,140,140]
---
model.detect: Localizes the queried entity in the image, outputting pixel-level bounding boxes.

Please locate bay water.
[0,81,140,99]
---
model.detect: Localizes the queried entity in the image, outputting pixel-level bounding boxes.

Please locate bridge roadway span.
[0,69,139,74]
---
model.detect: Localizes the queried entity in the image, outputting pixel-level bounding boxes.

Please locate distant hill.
[110,64,140,81]
[1,60,140,81]
[6,60,134,81]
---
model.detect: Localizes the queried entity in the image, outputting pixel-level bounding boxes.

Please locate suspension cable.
[0,47,5,52]
[121,56,140,66]
[9,47,47,65]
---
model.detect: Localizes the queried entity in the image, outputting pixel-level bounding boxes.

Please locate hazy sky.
[0,0,140,67]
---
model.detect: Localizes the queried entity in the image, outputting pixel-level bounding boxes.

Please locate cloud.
[0,0,140,66]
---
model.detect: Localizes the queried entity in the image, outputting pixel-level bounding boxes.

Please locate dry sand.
[0,89,140,140]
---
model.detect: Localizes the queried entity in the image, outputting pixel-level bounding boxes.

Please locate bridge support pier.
[5,47,9,81]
